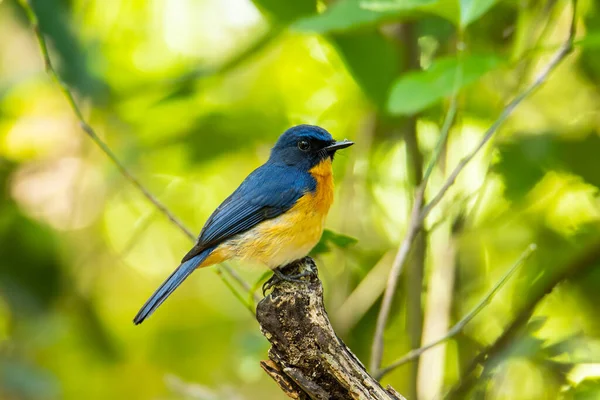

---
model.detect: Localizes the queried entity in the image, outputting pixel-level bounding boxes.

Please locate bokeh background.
[1,0,600,399]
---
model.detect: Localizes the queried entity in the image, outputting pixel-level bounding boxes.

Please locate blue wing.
[181,164,315,262]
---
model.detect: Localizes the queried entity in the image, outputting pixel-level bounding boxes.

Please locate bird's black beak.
[324,139,354,154]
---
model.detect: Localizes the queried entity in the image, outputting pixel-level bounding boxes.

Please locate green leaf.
[386,54,501,115]
[362,0,459,25]
[459,0,497,27]
[332,31,400,107]
[311,229,358,256]
[252,0,317,22]
[292,0,438,34]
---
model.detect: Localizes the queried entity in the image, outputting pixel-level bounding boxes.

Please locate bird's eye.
[297,140,311,151]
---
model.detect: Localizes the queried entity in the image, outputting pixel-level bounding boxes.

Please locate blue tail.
[133,249,212,325]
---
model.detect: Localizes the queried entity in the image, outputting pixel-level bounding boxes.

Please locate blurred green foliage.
[1,0,600,399]
[387,54,501,114]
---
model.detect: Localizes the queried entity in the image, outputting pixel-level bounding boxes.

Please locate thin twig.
[370,92,459,373]
[19,0,194,239]
[214,267,255,314]
[221,263,258,301]
[18,0,260,306]
[511,0,559,94]
[370,0,577,375]
[376,244,537,379]
[370,187,423,373]
[420,0,577,221]
[423,95,459,185]
[445,239,600,399]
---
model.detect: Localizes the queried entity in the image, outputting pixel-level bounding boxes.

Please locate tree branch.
[370,0,577,375]
[18,0,259,305]
[258,258,406,400]
[376,243,537,379]
[421,0,577,221]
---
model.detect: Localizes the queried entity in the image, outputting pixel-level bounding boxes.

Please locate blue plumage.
[181,164,315,262]
[133,124,353,324]
[133,248,214,324]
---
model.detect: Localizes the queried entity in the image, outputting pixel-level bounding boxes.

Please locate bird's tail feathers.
[133,248,212,325]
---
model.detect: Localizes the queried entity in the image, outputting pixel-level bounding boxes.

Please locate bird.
[133,125,354,324]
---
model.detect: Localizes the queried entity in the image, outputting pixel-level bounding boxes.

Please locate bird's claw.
[262,268,313,295]
[274,268,314,283]
[261,280,272,295]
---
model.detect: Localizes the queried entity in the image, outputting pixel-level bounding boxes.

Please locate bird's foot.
[273,267,314,283]
[262,263,314,295]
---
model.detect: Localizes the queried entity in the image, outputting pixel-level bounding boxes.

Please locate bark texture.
[257,257,406,400]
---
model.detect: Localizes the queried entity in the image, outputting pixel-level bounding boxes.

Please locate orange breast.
[200,158,335,269]
[307,157,335,215]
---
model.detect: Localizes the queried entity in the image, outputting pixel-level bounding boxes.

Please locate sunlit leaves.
[563,379,600,399]
[292,0,438,33]
[481,319,589,394]
[494,134,600,200]
[294,0,497,33]
[288,0,502,114]
[387,54,501,115]
[361,0,459,25]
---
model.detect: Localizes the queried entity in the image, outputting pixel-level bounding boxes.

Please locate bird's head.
[269,125,353,170]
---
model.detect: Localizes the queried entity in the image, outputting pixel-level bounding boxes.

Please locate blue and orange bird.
[133,125,353,324]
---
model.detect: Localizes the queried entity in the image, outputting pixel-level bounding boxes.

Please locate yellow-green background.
[1,0,600,399]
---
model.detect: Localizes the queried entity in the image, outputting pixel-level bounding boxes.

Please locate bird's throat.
[309,158,333,177]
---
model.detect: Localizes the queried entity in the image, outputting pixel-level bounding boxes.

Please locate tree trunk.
[257,257,406,400]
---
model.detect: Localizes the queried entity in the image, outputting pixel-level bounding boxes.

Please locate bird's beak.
[324,139,354,153]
